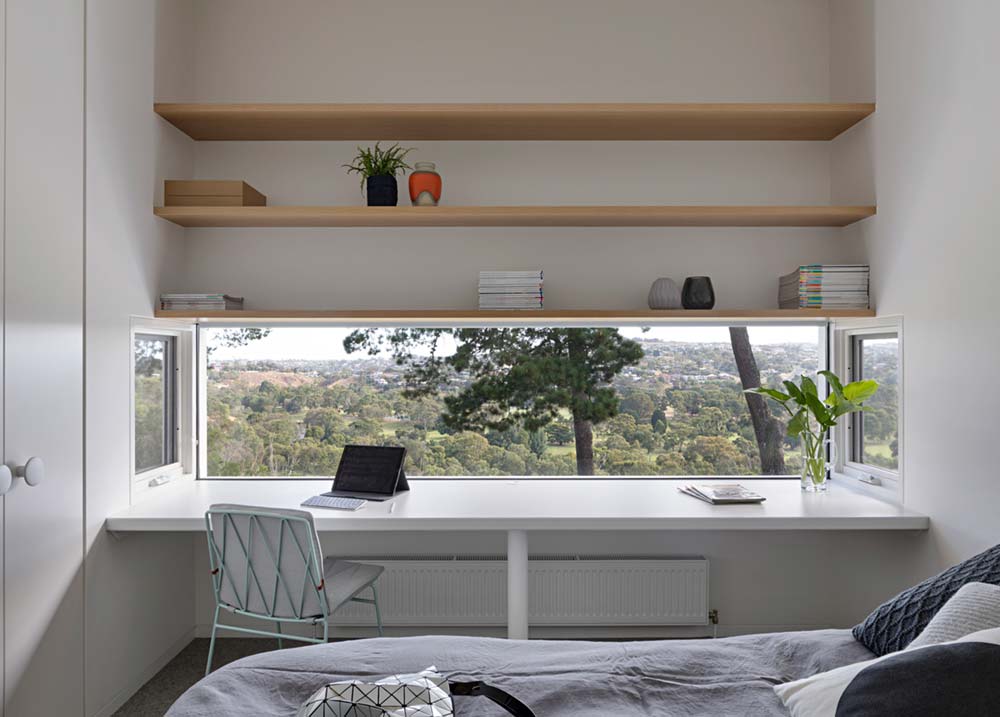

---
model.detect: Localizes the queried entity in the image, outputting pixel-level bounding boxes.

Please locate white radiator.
[334,556,709,626]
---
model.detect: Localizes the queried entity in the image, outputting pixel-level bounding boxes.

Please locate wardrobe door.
[3,0,85,714]
[0,1,5,713]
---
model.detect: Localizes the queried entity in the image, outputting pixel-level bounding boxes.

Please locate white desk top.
[106,479,928,532]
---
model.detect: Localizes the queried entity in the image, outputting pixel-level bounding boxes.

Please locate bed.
[166,629,873,716]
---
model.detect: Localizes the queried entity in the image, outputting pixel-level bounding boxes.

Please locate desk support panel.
[507,530,529,639]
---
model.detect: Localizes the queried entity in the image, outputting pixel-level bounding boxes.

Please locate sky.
[207,325,823,361]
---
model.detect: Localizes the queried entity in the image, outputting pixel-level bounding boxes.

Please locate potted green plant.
[746,370,878,492]
[343,142,414,206]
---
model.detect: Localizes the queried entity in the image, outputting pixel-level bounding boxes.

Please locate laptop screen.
[333,445,406,496]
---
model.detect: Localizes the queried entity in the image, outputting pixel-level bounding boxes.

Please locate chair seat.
[323,558,385,611]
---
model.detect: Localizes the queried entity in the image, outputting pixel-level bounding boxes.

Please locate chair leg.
[372,584,384,637]
[275,620,283,649]
[205,605,221,677]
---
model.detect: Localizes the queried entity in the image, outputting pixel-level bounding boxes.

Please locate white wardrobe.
[2,0,86,714]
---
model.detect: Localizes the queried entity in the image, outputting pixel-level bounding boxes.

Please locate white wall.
[167,0,865,310]
[84,1,196,715]
[190,527,928,639]
[156,0,937,642]
[55,0,1000,711]
[833,0,1000,570]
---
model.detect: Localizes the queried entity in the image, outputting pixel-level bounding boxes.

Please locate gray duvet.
[167,630,872,716]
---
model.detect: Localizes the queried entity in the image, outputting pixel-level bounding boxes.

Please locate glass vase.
[800,434,833,492]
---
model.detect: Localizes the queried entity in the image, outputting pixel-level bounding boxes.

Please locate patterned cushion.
[853,543,1000,656]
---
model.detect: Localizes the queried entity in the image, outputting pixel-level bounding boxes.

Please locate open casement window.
[831,318,902,495]
[132,318,196,500]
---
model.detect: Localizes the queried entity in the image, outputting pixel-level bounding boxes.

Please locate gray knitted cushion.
[853,543,1000,656]
[908,582,1000,649]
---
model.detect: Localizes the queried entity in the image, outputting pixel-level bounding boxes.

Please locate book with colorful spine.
[778,265,869,309]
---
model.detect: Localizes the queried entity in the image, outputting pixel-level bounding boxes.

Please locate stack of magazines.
[159,293,244,311]
[679,484,766,504]
[479,270,543,310]
[779,264,870,309]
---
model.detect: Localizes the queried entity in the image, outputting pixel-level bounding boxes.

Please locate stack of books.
[159,293,244,311]
[779,264,870,309]
[479,270,543,310]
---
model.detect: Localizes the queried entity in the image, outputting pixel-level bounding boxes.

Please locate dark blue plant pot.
[682,276,716,309]
[366,175,398,206]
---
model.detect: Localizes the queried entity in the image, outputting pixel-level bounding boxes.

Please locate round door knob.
[16,457,43,487]
[0,466,11,495]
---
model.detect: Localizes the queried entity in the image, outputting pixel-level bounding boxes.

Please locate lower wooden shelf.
[154,308,875,323]
[154,205,876,228]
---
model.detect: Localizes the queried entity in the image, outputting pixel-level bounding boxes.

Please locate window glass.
[135,334,175,472]
[203,325,823,478]
[856,336,899,471]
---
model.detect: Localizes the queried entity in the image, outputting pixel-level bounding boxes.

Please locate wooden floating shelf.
[154,205,876,228]
[154,308,875,324]
[155,102,875,142]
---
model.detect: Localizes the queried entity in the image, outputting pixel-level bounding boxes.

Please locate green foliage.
[746,370,879,485]
[545,422,574,445]
[528,429,548,458]
[342,142,415,189]
[343,327,645,474]
[204,331,887,480]
[748,370,878,436]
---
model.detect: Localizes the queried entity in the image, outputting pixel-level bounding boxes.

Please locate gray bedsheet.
[167,630,872,716]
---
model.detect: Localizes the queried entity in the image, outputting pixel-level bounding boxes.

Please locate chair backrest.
[205,504,328,620]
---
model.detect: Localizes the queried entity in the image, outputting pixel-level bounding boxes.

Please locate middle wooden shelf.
[154,204,876,228]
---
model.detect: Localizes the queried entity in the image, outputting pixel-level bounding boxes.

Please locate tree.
[619,391,655,423]
[545,422,574,445]
[343,328,644,475]
[528,429,548,458]
[728,327,786,474]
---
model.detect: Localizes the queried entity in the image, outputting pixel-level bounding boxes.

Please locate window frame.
[131,318,196,501]
[195,320,829,481]
[831,317,903,499]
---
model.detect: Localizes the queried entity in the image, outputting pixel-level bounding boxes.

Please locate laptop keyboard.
[301,495,367,511]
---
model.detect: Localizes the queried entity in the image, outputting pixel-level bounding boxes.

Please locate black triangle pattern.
[296,668,455,717]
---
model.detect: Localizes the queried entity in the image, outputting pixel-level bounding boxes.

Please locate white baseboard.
[89,627,196,717]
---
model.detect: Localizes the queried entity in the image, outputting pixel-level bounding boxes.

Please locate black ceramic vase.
[682,276,716,309]
[366,175,398,206]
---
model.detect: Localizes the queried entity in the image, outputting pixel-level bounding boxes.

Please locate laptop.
[322,445,410,502]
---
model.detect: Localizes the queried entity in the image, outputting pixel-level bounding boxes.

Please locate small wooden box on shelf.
[164,180,266,207]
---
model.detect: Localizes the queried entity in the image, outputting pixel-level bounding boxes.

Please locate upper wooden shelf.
[154,308,875,324]
[154,205,875,228]
[154,103,875,141]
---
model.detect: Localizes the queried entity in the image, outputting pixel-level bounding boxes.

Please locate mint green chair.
[204,504,384,675]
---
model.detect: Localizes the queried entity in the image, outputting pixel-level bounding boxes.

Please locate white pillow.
[908,582,1000,649]
[774,627,1000,717]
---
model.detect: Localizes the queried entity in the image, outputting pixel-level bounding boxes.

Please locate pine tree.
[343,328,644,475]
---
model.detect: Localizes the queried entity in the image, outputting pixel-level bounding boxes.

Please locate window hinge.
[857,473,882,486]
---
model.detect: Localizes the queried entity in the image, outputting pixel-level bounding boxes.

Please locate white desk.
[106,479,928,638]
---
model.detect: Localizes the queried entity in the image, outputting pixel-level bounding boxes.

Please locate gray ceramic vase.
[647,278,683,309]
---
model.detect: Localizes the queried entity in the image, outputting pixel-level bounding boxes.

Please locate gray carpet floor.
[113,638,280,716]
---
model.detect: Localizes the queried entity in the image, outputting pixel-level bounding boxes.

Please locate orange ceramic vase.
[408,162,442,206]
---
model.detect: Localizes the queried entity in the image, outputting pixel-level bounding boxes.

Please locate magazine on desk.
[680,484,766,505]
